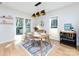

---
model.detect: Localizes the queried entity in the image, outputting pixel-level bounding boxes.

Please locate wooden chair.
[23,29,51,55]
[32,31,51,56]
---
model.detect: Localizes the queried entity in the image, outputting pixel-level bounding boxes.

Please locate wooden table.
[24,32,51,56]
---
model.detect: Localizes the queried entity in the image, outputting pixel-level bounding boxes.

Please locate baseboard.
[0,39,15,44]
[77,46,79,50]
[50,39,60,42]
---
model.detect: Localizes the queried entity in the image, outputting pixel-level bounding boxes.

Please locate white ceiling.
[2,2,76,15]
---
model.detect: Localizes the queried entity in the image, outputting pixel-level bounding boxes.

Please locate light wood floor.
[0,40,79,56]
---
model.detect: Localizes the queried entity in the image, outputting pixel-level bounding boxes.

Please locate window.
[16,17,24,35]
[25,19,31,34]
[51,16,58,28]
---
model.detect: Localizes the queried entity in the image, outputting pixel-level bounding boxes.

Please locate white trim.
[0,39,14,44]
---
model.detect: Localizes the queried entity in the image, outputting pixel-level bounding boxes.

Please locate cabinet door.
[25,19,31,33]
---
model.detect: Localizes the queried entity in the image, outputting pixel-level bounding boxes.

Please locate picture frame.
[64,23,73,31]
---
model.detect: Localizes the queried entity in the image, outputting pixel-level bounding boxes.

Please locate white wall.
[32,3,79,46]
[31,15,49,34]
[47,3,79,46]
[0,4,30,43]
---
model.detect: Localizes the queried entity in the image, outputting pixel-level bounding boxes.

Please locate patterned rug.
[21,40,53,56]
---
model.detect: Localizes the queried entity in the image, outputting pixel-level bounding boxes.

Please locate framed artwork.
[16,17,24,35]
[64,23,73,31]
[51,16,58,28]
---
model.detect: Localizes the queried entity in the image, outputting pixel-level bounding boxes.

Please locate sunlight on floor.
[14,35,22,44]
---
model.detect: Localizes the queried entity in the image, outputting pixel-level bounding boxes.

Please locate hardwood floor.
[48,40,79,56]
[0,40,79,56]
[0,41,29,56]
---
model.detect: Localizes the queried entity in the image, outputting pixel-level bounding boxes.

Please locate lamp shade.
[40,10,46,16]
[31,10,46,18]
[36,12,40,17]
[32,13,36,18]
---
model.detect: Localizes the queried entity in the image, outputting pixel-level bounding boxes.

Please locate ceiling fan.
[32,2,46,18]
[34,2,42,6]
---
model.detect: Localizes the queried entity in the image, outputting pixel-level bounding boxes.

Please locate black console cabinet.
[60,31,76,48]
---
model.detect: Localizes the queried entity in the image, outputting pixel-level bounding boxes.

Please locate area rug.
[21,40,54,56]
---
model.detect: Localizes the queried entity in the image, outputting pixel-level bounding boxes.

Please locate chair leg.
[40,38,44,56]
[48,36,51,46]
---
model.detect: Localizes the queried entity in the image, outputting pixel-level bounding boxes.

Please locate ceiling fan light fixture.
[36,12,40,17]
[32,13,36,18]
[40,10,46,16]
[35,2,42,6]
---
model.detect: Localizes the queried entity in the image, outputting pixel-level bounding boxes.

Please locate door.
[49,16,59,41]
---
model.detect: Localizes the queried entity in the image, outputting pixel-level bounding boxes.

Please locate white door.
[49,16,59,41]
